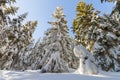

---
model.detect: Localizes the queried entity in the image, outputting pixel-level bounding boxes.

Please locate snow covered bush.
[74,45,98,74]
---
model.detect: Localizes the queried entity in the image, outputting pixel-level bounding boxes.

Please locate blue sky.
[16,0,113,42]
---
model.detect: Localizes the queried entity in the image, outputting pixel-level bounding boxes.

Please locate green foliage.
[72,1,99,51]
[4,6,18,15]
[22,21,37,31]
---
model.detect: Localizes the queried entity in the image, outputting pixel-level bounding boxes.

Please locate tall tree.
[72,1,99,51]
[92,14,120,71]
[0,0,37,70]
[29,6,77,72]
[72,1,120,71]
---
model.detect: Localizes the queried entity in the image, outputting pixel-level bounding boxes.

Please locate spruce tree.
[0,0,18,69]
[72,1,99,51]
[72,1,120,71]
[29,6,77,72]
[93,0,120,71]
[92,14,120,71]
[0,0,37,70]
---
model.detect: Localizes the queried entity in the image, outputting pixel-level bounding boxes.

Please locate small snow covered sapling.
[74,45,98,75]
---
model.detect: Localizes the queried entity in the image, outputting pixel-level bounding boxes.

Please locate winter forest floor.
[0,70,120,80]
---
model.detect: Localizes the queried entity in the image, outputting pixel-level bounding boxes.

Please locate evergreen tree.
[0,0,18,69]
[93,0,120,71]
[92,14,120,71]
[72,1,99,51]
[10,21,37,70]
[0,0,37,70]
[29,6,77,72]
[72,1,120,71]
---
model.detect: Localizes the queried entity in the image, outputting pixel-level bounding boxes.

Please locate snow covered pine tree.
[72,1,120,71]
[92,0,120,71]
[0,0,37,70]
[29,6,77,72]
[0,0,19,70]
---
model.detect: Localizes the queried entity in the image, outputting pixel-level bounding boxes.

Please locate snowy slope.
[0,70,120,80]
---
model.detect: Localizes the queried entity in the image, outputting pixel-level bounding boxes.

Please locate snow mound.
[74,45,98,75]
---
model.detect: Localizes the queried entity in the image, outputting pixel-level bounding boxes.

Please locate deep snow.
[0,70,120,80]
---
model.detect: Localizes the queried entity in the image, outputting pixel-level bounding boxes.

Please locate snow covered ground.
[0,70,120,80]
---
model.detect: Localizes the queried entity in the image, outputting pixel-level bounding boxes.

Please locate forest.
[0,0,120,80]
